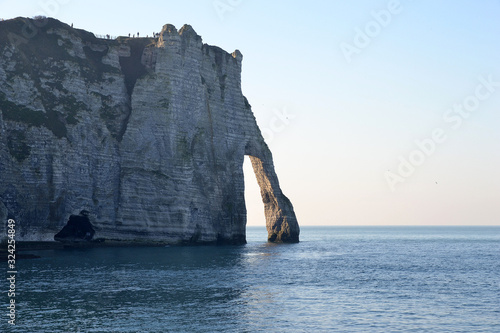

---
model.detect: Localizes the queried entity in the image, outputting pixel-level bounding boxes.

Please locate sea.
[3,226,500,332]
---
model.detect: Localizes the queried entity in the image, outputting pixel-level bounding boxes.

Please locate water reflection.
[15,245,260,332]
[9,227,496,332]
[14,240,295,331]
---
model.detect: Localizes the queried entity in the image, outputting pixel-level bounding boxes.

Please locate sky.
[1,0,499,226]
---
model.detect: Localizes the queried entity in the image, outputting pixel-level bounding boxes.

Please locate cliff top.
[0,16,243,140]
[0,17,241,60]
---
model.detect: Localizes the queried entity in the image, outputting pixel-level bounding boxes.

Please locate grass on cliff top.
[0,17,159,141]
[0,17,111,138]
[0,16,108,48]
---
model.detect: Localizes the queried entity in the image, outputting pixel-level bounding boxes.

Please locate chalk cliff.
[0,17,299,244]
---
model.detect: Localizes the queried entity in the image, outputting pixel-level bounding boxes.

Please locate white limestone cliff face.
[0,17,299,244]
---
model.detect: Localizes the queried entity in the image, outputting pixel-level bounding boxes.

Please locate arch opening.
[243,155,266,228]
[242,154,300,243]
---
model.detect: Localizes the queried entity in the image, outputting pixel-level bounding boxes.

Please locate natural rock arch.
[247,155,299,242]
[244,132,299,243]
[0,18,299,244]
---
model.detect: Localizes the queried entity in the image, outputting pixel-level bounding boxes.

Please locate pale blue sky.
[1,0,499,225]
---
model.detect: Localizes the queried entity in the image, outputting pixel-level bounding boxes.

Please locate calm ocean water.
[4,226,500,332]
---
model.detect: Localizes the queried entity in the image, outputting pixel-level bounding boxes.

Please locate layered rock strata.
[0,17,299,244]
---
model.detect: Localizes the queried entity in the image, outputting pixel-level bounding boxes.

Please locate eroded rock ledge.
[0,17,299,244]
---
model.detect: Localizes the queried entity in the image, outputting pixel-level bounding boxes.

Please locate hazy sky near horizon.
[1,0,499,226]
